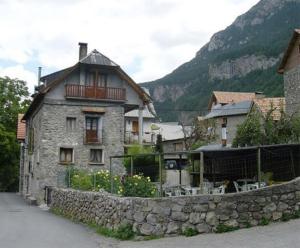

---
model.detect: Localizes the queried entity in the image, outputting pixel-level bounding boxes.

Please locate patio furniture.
[211,185,225,194]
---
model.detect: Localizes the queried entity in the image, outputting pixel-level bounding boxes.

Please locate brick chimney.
[78,42,88,60]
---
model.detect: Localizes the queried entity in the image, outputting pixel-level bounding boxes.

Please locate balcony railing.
[124,131,155,145]
[65,84,126,101]
[84,130,101,144]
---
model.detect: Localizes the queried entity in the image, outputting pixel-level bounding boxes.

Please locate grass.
[215,224,239,233]
[259,217,270,226]
[182,228,199,237]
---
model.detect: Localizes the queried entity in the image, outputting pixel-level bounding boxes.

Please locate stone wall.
[284,64,300,115]
[50,177,300,236]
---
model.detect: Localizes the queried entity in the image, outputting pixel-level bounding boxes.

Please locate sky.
[0,0,260,93]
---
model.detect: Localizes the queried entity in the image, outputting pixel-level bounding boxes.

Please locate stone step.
[25,196,37,206]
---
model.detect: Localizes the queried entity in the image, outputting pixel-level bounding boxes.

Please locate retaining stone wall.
[50,177,300,236]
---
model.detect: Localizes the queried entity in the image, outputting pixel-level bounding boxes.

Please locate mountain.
[142,0,300,122]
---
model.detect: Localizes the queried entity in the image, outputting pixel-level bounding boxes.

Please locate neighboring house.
[208,91,262,110]
[124,88,157,145]
[278,29,300,115]
[204,90,286,146]
[19,43,150,203]
[204,100,253,145]
[151,122,188,160]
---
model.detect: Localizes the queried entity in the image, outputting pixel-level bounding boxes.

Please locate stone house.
[19,43,150,203]
[278,29,300,115]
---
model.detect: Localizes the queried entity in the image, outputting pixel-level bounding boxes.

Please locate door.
[132,120,139,134]
[86,117,99,143]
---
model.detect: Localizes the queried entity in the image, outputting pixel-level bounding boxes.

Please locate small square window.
[89,149,103,164]
[60,148,73,164]
[66,117,76,131]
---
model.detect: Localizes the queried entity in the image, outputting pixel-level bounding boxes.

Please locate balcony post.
[138,106,144,145]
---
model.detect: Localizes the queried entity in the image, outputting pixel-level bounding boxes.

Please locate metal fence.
[54,143,300,198]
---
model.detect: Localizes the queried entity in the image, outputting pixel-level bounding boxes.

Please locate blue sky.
[0,0,259,93]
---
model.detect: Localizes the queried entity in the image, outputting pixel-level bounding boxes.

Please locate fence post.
[130,156,133,176]
[200,152,204,194]
[159,153,163,197]
[93,171,96,190]
[110,157,113,193]
[257,147,261,188]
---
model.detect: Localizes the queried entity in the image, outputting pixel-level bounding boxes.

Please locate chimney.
[38,67,42,86]
[78,42,88,60]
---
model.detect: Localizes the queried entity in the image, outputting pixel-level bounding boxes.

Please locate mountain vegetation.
[142,0,300,121]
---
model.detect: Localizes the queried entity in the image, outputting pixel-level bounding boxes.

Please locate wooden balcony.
[65,84,126,101]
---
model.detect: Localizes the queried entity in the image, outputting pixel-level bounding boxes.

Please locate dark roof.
[23,48,151,120]
[193,143,300,153]
[40,66,74,83]
[205,100,252,119]
[80,49,119,66]
[278,29,300,74]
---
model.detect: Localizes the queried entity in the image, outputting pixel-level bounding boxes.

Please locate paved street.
[0,193,117,248]
[1,193,300,248]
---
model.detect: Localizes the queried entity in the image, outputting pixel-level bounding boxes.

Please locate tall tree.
[0,77,30,132]
[0,77,30,191]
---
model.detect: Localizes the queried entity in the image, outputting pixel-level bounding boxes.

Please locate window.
[173,142,183,152]
[85,71,107,87]
[85,117,102,143]
[60,148,73,164]
[89,149,103,164]
[66,117,76,131]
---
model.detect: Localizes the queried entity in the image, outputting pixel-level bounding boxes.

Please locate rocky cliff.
[142,0,300,121]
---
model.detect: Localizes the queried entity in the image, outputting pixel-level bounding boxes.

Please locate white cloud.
[0,65,37,93]
[0,0,259,92]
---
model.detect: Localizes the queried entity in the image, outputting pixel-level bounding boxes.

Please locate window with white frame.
[89,149,103,164]
[60,148,73,164]
[66,117,76,132]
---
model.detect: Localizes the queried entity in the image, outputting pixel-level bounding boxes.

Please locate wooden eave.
[278,29,300,74]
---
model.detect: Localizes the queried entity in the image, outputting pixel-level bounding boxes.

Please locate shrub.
[71,170,93,191]
[122,174,157,197]
[114,224,135,240]
[281,213,293,222]
[182,228,198,237]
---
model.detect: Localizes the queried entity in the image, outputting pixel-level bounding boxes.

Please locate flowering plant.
[122,174,157,197]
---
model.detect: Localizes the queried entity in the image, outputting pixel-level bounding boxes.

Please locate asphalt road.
[1,193,300,248]
[0,193,117,248]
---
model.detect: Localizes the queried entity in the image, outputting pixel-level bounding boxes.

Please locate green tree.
[0,124,20,191]
[0,77,30,132]
[232,112,263,147]
[0,77,30,191]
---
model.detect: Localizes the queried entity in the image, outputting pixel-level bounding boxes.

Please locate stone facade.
[50,177,300,237]
[21,45,148,204]
[284,64,300,115]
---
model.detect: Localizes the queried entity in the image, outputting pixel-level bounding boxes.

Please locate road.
[1,193,300,248]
